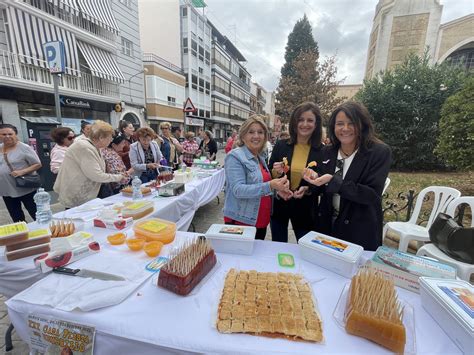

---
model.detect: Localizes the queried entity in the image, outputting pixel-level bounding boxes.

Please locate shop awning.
[46,0,80,15]
[77,41,125,83]
[7,7,79,75]
[75,0,119,34]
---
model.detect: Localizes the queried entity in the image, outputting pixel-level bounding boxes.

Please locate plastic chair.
[382,177,391,195]
[383,186,461,253]
[417,196,474,281]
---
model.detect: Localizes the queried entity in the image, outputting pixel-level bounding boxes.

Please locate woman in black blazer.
[303,101,391,251]
[269,102,324,243]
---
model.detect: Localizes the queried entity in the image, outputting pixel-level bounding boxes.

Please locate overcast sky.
[203,0,473,91]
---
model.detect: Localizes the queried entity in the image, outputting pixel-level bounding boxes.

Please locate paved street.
[0,149,296,353]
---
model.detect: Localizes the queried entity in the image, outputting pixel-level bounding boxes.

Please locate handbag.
[429,212,474,264]
[3,152,42,188]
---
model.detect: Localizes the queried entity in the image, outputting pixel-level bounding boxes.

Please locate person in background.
[278,131,290,141]
[224,115,290,240]
[117,120,136,170]
[102,134,134,195]
[54,121,128,208]
[302,101,391,251]
[198,130,218,161]
[159,122,183,168]
[0,123,42,222]
[182,131,199,167]
[269,102,324,243]
[225,130,238,154]
[195,129,203,147]
[50,127,75,176]
[172,126,185,143]
[129,127,163,183]
[75,120,92,141]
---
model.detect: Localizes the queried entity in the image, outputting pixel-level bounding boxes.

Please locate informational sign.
[43,41,66,74]
[60,96,91,109]
[185,117,204,127]
[183,97,197,113]
[28,315,95,355]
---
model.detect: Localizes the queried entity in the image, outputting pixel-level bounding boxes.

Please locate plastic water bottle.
[180,162,186,172]
[132,175,142,200]
[34,188,52,224]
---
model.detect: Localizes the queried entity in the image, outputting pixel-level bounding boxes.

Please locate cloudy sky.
[203,0,473,91]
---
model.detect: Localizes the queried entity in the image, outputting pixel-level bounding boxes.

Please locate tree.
[435,77,474,170]
[355,52,467,170]
[276,51,343,120]
[280,14,318,79]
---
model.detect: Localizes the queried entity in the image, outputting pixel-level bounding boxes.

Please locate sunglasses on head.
[66,136,75,141]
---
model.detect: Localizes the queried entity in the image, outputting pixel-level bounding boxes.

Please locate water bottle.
[132,175,142,200]
[180,162,186,172]
[34,188,52,224]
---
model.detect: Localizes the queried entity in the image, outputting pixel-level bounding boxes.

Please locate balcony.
[0,49,120,99]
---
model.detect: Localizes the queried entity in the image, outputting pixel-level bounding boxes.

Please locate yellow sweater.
[290,144,310,190]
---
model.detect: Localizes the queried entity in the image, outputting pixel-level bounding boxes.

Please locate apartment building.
[138,0,186,133]
[0,0,145,189]
[209,21,251,142]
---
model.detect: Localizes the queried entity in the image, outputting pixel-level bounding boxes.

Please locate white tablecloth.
[0,169,225,299]
[6,233,461,354]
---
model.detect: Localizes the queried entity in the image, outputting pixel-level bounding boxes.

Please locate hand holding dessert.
[269,175,290,193]
[302,168,333,186]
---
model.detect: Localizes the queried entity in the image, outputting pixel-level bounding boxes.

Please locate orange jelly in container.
[133,218,176,244]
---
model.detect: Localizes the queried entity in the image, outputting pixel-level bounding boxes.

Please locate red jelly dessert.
[158,237,217,296]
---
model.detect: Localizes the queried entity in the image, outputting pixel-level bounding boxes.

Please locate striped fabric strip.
[75,0,119,34]
[77,41,125,83]
[7,7,79,75]
[46,0,80,15]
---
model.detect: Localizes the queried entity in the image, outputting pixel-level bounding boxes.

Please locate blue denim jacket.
[223,146,273,225]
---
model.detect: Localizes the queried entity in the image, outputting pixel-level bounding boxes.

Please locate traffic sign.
[43,41,65,74]
[183,97,197,112]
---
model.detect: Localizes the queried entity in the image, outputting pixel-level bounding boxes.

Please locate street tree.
[355,52,467,170]
[435,77,474,170]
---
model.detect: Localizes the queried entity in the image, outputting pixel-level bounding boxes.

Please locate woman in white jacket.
[54,121,129,208]
[129,127,163,183]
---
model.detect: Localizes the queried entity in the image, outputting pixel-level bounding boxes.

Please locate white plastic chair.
[382,177,391,195]
[383,186,461,253]
[417,196,474,281]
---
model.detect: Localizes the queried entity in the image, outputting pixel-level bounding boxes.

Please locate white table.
[6,232,461,354]
[0,169,225,299]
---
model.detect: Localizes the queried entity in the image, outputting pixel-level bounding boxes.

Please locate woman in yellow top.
[269,102,323,242]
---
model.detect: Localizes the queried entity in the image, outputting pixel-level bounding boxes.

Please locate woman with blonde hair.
[54,120,129,208]
[223,115,290,240]
[159,121,183,168]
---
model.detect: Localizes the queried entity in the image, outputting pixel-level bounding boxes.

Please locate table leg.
[5,323,14,351]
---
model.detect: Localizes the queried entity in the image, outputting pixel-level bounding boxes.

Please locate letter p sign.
[43,41,65,74]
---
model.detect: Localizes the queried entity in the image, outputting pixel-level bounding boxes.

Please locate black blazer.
[269,139,324,228]
[314,143,391,251]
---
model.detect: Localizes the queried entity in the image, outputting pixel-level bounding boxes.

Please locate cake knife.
[52,266,126,281]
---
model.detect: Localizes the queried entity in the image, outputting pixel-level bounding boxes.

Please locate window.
[183,37,188,54]
[167,96,176,106]
[199,46,204,62]
[182,6,187,17]
[120,0,132,7]
[199,67,203,74]
[121,37,133,57]
[191,74,198,90]
[191,40,197,57]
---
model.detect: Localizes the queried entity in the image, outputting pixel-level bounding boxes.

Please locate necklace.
[340,148,354,158]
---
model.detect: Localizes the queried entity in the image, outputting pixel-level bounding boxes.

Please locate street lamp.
[128,67,148,103]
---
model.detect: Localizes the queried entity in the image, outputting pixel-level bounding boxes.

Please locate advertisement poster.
[28,314,95,355]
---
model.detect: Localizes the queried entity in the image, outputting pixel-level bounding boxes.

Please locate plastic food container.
[298,231,363,278]
[133,218,176,244]
[205,224,256,255]
[5,228,51,252]
[107,233,126,245]
[0,222,29,246]
[419,277,474,354]
[121,201,154,220]
[50,231,94,251]
[5,243,51,261]
[144,241,163,257]
[126,238,145,251]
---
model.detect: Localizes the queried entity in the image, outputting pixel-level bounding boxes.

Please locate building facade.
[0,0,145,190]
[365,0,473,79]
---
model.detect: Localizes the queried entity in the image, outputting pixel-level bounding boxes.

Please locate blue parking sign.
[43,41,65,74]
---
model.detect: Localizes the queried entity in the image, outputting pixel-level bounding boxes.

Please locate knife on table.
[52,266,126,281]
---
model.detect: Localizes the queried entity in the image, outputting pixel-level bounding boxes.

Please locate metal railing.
[143,53,183,74]
[0,49,120,98]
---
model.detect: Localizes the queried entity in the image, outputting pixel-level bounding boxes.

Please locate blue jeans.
[271,217,309,243]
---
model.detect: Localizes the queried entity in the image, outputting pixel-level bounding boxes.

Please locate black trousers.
[225,220,267,240]
[3,191,37,222]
